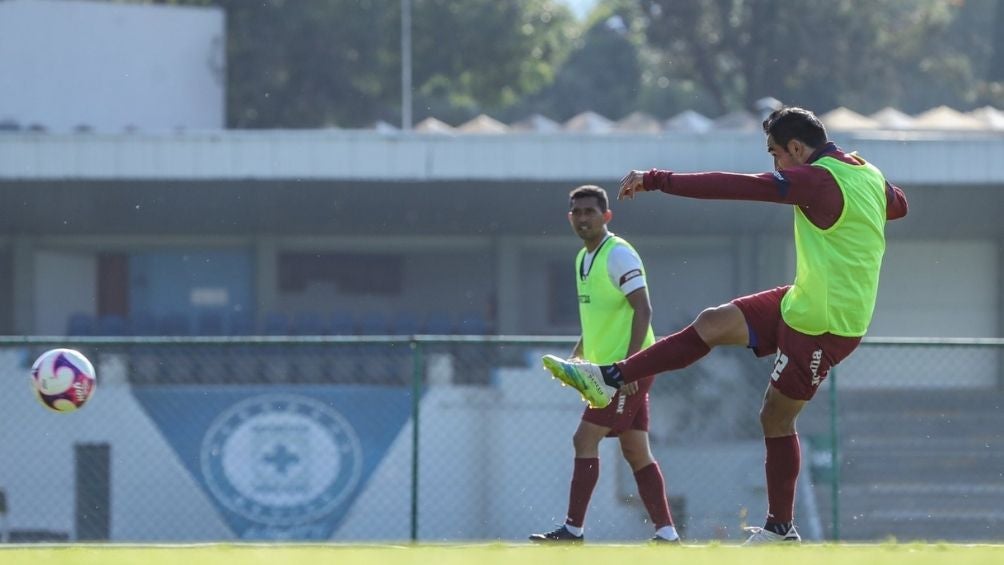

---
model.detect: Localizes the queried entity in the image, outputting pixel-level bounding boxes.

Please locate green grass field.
[2,543,1003,565]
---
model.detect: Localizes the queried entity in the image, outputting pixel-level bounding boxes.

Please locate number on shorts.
[770,351,789,382]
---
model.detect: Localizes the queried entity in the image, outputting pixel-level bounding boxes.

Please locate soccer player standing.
[531,185,680,544]
[542,107,908,543]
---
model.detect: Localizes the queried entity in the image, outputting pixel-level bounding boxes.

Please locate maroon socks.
[764,434,800,524]
[617,325,711,384]
[565,457,599,528]
[634,462,674,529]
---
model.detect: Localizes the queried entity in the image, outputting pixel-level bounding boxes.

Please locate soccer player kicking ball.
[531,185,681,545]
[543,107,908,544]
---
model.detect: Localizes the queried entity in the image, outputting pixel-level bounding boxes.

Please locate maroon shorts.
[731,286,861,401]
[581,375,654,436]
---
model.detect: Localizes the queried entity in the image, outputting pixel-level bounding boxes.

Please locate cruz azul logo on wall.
[134,384,413,540]
[200,395,363,528]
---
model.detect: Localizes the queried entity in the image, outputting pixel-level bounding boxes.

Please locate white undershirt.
[581,235,647,296]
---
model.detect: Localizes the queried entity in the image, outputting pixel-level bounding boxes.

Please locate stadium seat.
[457,311,490,335]
[96,314,127,336]
[424,311,454,334]
[196,310,226,336]
[262,312,290,335]
[228,311,255,335]
[391,311,421,335]
[66,312,95,336]
[357,311,388,335]
[292,311,328,335]
[329,311,355,335]
[128,311,157,336]
[157,312,191,336]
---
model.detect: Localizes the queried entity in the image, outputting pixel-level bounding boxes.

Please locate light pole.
[401,0,413,130]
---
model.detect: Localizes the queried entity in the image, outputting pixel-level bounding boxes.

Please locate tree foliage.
[409,0,577,124]
[137,0,576,127]
[520,9,643,121]
[635,0,996,115]
[123,0,1002,124]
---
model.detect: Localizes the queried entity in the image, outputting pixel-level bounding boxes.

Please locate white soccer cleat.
[742,525,801,545]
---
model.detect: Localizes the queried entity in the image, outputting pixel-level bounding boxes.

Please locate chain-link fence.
[817,338,1004,542]
[0,336,1001,543]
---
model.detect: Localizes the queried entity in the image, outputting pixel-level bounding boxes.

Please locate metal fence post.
[828,366,840,541]
[409,338,422,543]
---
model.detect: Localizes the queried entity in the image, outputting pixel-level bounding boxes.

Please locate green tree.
[637,0,985,115]
[227,0,399,128]
[124,0,576,127]
[991,0,1004,82]
[525,9,644,121]
[410,0,576,124]
[958,0,1004,107]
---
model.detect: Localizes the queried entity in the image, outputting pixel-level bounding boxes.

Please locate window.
[278,252,404,295]
[547,260,578,326]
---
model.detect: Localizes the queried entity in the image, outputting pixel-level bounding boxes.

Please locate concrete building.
[1,129,1002,341]
[0,0,224,134]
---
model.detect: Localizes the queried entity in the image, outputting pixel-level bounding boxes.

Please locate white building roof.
[563,111,613,133]
[870,107,916,129]
[664,110,714,133]
[509,114,561,133]
[912,106,985,130]
[614,111,662,133]
[457,114,508,134]
[5,128,1004,185]
[414,117,454,134]
[712,110,759,131]
[969,106,1004,130]
[821,107,880,131]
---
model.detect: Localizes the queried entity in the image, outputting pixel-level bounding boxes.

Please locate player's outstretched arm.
[886,182,908,220]
[618,170,648,200]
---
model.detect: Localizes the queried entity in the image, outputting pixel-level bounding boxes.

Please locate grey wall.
[0,179,999,337]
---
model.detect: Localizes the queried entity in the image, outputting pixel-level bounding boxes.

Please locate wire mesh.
[0,336,1000,543]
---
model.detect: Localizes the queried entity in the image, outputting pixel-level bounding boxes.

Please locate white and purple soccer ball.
[30,348,96,412]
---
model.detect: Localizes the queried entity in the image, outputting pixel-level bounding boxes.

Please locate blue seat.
[66,312,95,336]
[229,311,255,335]
[157,313,191,336]
[292,311,328,335]
[196,310,226,336]
[329,311,355,335]
[96,314,127,336]
[424,311,454,335]
[392,311,421,335]
[457,311,490,335]
[262,312,289,335]
[129,311,157,336]
[357,311,388,335]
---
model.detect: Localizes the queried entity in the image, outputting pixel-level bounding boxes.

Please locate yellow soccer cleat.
[541,354,614,409]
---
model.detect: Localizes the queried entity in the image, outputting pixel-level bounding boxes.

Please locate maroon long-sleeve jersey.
[642,142,908,229]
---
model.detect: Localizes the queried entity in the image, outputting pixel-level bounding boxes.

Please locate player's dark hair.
[569,185,609,212]
[762,107,827,149]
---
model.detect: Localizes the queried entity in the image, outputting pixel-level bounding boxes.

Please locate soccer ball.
[30,348,97,412]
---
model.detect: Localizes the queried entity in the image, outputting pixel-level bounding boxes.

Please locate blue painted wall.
[129,250,254,333]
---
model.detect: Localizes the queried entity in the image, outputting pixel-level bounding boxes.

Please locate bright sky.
[559,0,599,20]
